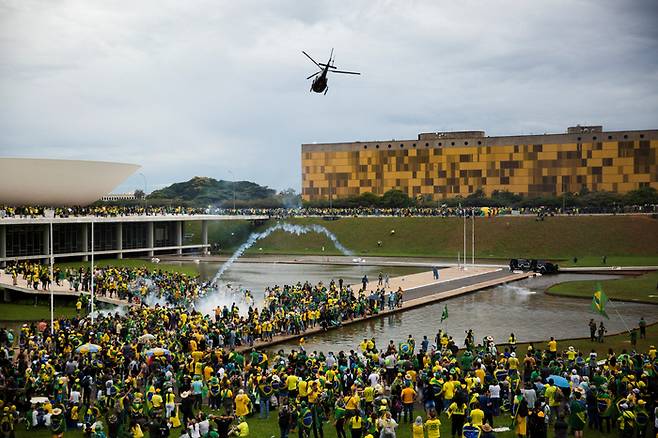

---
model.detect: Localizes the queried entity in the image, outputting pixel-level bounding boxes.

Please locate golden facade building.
[301,126,658,201]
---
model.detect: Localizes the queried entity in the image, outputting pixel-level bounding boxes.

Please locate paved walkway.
[235,269,535,352]
[357,266,500,294]
[0,265,534,351]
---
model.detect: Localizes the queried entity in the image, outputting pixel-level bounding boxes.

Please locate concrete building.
[301,125,658,201]
[0,158,268,265]
[0,214,266,266]
[100,193,137,202]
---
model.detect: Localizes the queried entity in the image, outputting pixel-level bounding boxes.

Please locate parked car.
[509,258,559,274]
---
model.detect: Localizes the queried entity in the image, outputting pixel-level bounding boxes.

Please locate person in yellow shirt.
[298,379,309,403]
[470,402,484,426]
[547,337,557,359]
[286,374,299,400]
[345,389,361,417]
[401,383,417,423]
[234,389,251,417]
[349,414,363,436]
[413,416,425,438]
[425,410,442,438]
[442,377,455,411]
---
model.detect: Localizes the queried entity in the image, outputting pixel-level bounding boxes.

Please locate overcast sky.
[1,0,657,194]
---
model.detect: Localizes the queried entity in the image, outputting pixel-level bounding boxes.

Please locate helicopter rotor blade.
[319,63,337,69]
[306,71,321,80]
[302,51,321,68]
[328,69,361,75]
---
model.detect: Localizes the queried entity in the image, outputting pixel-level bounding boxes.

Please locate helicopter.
[302,48,360,94]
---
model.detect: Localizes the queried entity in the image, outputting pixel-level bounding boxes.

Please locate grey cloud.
[1,0,657,194]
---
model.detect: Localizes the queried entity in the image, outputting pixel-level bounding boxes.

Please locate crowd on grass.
[1,262,406,342]
[2,204,657,220]
[0,265,656,438]
[0,297,655,438]
[2,262,209,305]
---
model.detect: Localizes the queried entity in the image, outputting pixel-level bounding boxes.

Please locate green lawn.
[547,271,658,303]
[12,406,638,438]
[235,216,658,265]
[512,321,658,358]
[56,258,199,276]
[0,302,79,321]
[559,255,658,267]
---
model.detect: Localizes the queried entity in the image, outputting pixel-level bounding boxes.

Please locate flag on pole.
[592,284,609,319]
[441,305,449,322]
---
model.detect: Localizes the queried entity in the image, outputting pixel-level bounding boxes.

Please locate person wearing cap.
[50,408,66,438]
[634,400,648,438]
[412,415,424,438]
[616,403,635,438]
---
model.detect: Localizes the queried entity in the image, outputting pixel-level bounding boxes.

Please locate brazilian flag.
[592,284,609,319]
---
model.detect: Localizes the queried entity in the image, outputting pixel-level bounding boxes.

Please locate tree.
[623,186,658,205]
[380,189,414,207]
[134,189,145,200]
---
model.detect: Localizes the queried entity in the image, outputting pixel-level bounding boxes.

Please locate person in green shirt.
[568,392,586,438]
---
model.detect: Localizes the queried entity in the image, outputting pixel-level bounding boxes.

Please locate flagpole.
[607,298,631,334]
[49,221,54,335]
[463,207,467,269]
[471,209,475,267]
[90,220,95,323]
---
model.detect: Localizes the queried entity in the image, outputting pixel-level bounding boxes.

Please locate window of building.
[593,136,597,140]
[399,143,404,148]
[364,145,367,149]
[376,144,380,149]
[464,141,468,145]
[477,141,482,145]
[608,135,613,140]
[425,142,429,147]
[388,144,391,148]
[451,142,455,146]
[623,134,628,139]
[413,143,416,147]
[640,134,644,138]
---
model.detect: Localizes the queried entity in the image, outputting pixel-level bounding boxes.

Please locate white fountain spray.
[211,222,352,284]
[194,222,352,316]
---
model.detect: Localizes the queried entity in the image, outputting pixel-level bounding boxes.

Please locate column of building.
[0,225,6,268]
[116,222,123,259]
[81,223,89,262]
[201,220,208,254]
[175,221,183,255]
[147,222,154,257]
[42,224,50,264]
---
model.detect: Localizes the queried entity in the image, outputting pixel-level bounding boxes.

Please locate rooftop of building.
[302,125,658,151]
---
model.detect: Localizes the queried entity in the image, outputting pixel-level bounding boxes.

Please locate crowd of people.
[0,300,655,438]
[0,206,206,219]
[0,265,656,438]
[2,204,657,220]
[2,262,210,306]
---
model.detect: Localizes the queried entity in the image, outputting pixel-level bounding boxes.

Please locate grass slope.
[56,259,199,276]
[242,216,658,264]
[547,271,658,303]
[0,302,78,321]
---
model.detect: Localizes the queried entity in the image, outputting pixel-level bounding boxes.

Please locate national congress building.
[301,125,658,202]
